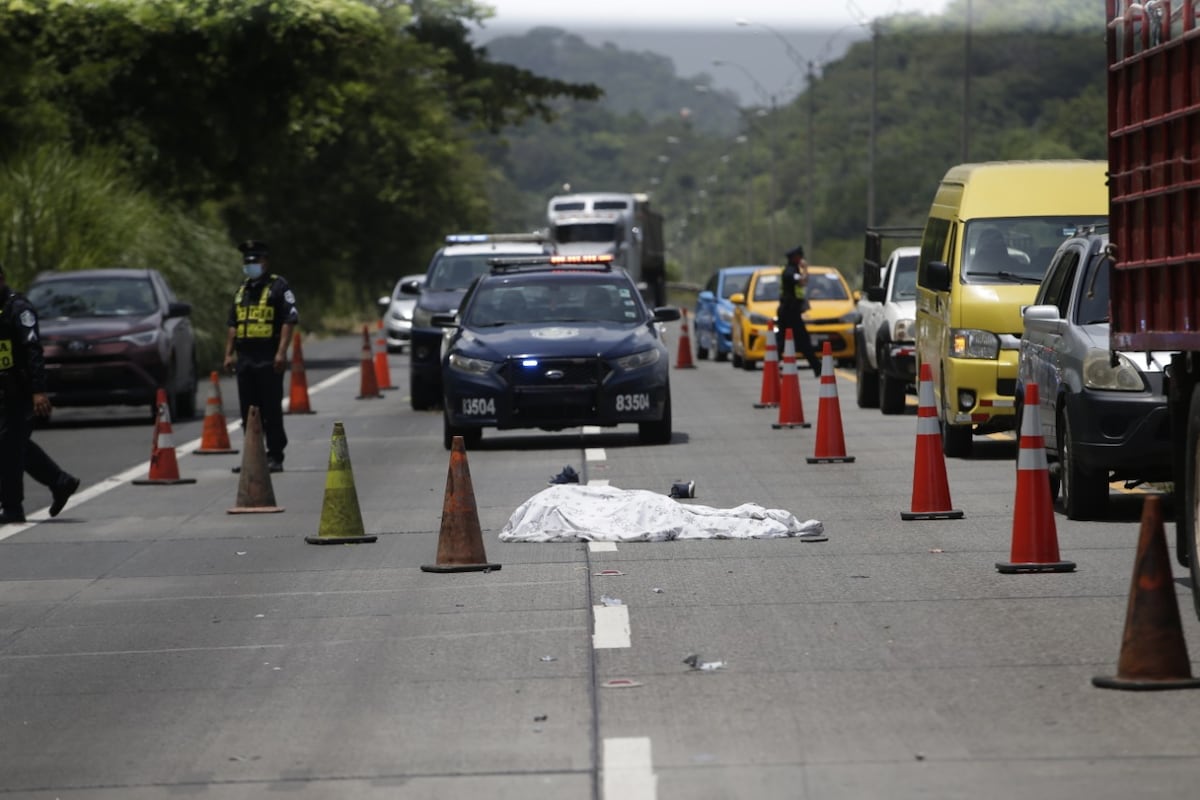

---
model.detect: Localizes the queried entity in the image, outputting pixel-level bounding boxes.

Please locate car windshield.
[893,255,918,299]
[1077,252,1111,325]
[752,273,781,302]
[963,216,1107,285]
[722,272,752,299]
[28,277,156,318]
[427,255,495,291]
[465,277,642,326]
[808,272,849,301]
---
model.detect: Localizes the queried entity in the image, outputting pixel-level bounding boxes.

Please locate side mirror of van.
[925,261,950,293]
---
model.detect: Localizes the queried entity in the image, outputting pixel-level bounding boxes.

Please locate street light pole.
[867,19,878,230]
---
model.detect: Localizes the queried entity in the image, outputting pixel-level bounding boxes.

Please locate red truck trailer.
[1107,0,1200,616]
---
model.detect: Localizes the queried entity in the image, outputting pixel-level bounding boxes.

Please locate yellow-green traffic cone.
[305,421,377,545]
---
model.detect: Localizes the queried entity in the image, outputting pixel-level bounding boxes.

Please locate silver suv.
[1016,229,1172,520]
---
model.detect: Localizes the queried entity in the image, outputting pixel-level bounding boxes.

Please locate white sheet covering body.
[498,484,824,542]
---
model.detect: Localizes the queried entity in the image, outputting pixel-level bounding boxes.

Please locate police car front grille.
[502,357,610,420]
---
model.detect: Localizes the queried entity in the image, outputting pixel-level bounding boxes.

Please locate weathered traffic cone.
[772,328,810,429]
[753,321,780,409]
[901,363,963,520]
[996,382,1074,573]
[807,341,855,464]
[357,324,382,400]
[421,435,501,573]
[1093,496,1200,690]
[374,319,397,390]
[194,372,238,455]
[287,331,315,414]
[227,406,284,514]
[132,388,197,485]
[306,421,378,544]
[675,309,696,369]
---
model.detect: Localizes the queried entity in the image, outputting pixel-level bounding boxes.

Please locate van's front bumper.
[942,349,1019,431]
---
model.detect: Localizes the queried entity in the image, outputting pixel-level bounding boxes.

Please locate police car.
[409,233,554,410]
[438,254,681,449]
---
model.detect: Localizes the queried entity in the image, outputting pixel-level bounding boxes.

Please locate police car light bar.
[445,232,550,244]
[488,253,614,272]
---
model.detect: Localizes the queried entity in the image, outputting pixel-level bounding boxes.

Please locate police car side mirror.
[166,301,192,318]
[653,306,682,323]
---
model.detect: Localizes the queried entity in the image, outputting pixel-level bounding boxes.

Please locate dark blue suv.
[407,234,553,410]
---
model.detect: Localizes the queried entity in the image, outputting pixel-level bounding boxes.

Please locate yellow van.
[915,160,1107,457]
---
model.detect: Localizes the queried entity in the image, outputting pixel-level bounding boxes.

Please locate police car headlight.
[893,318,915,341]
[616,348,661,371]
[113,329,159,347]
[949,328,999,359]
[748,311,773,325]
[1083,349,1145,391]
[448,353,496,375]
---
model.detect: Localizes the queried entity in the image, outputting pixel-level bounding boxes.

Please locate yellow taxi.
[730,265,858,369]
[804,265,858,366]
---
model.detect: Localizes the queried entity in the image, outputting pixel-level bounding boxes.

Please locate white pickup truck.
[855,232,921,415]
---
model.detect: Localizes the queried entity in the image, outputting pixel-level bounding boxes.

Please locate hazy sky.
[483,0,951,28]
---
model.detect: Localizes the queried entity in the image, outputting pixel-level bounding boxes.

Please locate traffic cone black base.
[995,559,1076,574]
[421,435,501,573]
[1093,496,1200,691]
[771,422,811,430]
[901,508,964,521]
[807,455,856,464]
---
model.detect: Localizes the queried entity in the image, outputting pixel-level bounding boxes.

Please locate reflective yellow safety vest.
[0,303,14,371]
[234,277,278,340]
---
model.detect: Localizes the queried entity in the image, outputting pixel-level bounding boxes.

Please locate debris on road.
[683,653,727,671]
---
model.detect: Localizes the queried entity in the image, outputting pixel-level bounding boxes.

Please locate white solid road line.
[0,366,357,542]
[603,737,657,800]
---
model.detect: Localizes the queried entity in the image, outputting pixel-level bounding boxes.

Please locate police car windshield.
[466,277,642,326]
[28,277,156,318]
[427,255,493,291]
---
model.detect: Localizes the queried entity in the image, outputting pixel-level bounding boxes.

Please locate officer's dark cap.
[238,240,269,262]
[785,244,805,260]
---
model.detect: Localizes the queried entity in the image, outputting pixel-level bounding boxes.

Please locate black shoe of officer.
[49,476,81,518]
[267,459,284,473]
[0,509,27,525]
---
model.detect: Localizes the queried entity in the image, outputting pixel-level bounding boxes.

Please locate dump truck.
[1106,0,1200,616]
[546,192,666,306]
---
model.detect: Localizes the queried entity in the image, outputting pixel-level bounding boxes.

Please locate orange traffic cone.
[194,372,238,455]
[807,341,854,464]
[421,435,501,573]
[1093,495,1200,690]
[133,388,197,485]
[900,363,963,520]
[228,405,284,514]
[772,329,810,429]
[996,381,1073,572]
[287,331,315,414]
[675,309,696,369]
[754,321,780,409]
[357,324,382,400]
[374,319,397,390]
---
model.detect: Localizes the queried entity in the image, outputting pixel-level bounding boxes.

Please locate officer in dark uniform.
[223,241,299,472]
[0,262,54,523]
[776,244,822,377]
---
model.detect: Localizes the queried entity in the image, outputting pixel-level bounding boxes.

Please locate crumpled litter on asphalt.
[498,483,824,542]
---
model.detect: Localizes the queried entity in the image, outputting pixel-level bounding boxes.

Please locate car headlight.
[1083,349,1145,391]
[413,307,435,329]
[718,307,733,324]
[949,328,1000,359]
[392,308,412,322]
[616,348,661,371]
[748,311,772,325]
[447,353,496,375]
[893,318,915,341]
[111,329,159,346]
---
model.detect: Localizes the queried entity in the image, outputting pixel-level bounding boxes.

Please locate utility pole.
[867,19,878,230]
[806,60,816,256]
[962,0,972,162]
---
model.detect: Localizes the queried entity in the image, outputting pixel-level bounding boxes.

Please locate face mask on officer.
[243,260,265,280]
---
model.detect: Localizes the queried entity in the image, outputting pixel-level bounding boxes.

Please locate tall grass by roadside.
[0,146,238,370]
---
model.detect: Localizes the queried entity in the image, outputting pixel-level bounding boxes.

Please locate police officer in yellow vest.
[0,262,54,523]
[223,241,298,473]
[776,244,822,377]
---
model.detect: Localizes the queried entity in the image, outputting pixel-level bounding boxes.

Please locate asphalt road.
[2,332,1199,799]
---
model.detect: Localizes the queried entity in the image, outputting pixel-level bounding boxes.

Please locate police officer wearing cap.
[776,244,822,377]
[223,241,299,472]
